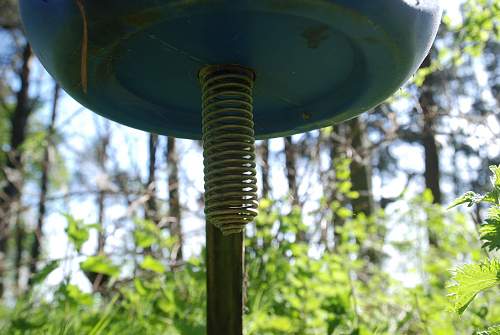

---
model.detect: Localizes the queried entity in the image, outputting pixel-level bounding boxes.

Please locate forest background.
[0,0,499,334]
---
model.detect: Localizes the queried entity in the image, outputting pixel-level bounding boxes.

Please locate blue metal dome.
[20,0,442,139]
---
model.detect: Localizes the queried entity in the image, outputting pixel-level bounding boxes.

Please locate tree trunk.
[419,56,442,247]
[347,117,384,268]
[284,136,305,241]
[144,134,158,224]
[347,118,374,217]
[96,124,110,255]
[167,137,182,262]
[418,55,442,205]
[0,44,32,297]
[96,193,106,254]
[422,106,441,205]
[284,136,299,207]
[28,83,60,285]
[330,125,347,251]
[260,140,270,198]
[14,217,24,294]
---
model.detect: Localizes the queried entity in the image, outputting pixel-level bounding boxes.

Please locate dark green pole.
[206,226,244,335]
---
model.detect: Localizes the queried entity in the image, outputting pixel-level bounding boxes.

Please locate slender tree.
[28,83,60,285]
[0,0,19,30]
[284,136,307,242]
[0,43,33,297]
[418,55,442,247]
[328,124,348,250]
[95,122,111,255]
[347,117,374,217]
[260,140,271,198]
[144,133,159,224]
[167,137,182,261]
[284,136,300,208]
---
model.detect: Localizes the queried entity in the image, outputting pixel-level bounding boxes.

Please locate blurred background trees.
[0,0,498,334]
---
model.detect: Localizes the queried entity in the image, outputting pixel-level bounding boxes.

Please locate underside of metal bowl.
[20,0,442,139]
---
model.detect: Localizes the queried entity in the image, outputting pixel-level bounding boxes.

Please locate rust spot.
[75,0,88,94]
[302,24,329,49]
[302,111,312,120]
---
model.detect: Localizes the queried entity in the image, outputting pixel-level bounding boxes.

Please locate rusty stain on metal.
[75,0,88,94]
[302,24,329,49]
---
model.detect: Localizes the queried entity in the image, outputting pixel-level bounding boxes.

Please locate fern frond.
[448,259,500,314]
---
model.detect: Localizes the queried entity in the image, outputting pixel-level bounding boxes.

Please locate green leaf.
[80,255,120,277]
[265,316,295,332]
[490,165,500,188]
[64,284,93,305]
[133,219,160,248]
[447,191,483,209]
[448,260,500,314]
[477,325,500,335]
[11,317,45,331]
[134,278,148,296]
[140,255,165,274]
[64,214,90,252]
[134,230,157,249]
[338,181,352,193]
[30,260,59,285]
[422,189,435,204]
[89,295,119,335]
[336,207,352,219]
[480,207,500,252]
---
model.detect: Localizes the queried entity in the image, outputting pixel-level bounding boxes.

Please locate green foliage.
[448,191,486,209]
[448,260,500,314]
[30,260,59,285]
[482,206,500,252]
[134,223,158,249]
[451,166,500,252]
[447,165,500,333]
[458,0,500,57]
[0,161,498,334]
[80,255,120,278]
[64,214,98,252]
[134,218,178,251]
[60,284,93,306]
[140,256,165,274]
[414,0,500,87]
[478,325,500,335]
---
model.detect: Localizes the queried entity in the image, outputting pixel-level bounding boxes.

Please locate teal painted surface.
[19,0,441,139]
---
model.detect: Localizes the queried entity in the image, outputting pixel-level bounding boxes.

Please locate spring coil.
[199,65,258,235]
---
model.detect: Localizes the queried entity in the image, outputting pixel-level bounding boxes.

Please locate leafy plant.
[80,255,120,278]
[448,165,500,333]
[448,260,500,314]
[64,214,99,252]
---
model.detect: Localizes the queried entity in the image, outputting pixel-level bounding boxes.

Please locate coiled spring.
[199,65,258,235]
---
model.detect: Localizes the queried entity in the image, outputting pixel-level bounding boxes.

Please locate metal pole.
[206,226,244,334]
[199,65,257,335]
